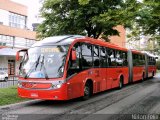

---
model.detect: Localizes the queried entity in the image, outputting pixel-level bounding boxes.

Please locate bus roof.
[130,49,143,54]
[74,37,128,51]
[32,35,85,47]
[32,35,127,51]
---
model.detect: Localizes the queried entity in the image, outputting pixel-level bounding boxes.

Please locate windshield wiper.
[24,55,41,79]
[24,55,49,79]
[40,55,49,79]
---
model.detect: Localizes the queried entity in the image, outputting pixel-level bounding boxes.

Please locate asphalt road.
[0,74,160,120]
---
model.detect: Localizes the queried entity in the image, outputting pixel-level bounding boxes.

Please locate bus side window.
[100,47,107,67]
[70,43,81,69]
[67,43,81,77]
[81,43,93,69]
[116,50,123,67]
[108,49,116,67]
[93,45,100,67]
[122,52,128,66]
[133,54,138,66]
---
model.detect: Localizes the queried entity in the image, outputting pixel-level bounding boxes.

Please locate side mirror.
[71,49,77,61]
[16,49,28,61]
[155,57,158,59]
[16,52,20,61]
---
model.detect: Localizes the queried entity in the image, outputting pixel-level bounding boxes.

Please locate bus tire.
[142,73,145,82]
[119,77,123,89]
[82,81,92,100]
[152,71,154,78]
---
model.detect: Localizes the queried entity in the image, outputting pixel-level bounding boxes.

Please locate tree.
[137,0,160,35]
[126,0,160,55]
[37,0,140,40]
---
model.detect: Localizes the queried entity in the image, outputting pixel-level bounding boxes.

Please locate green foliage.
[156,60,160,70]
[37,0,140,40]
[78,0,90,5]
[137,0,160,35]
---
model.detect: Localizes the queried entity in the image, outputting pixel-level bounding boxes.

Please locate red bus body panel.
[17,37,156,100]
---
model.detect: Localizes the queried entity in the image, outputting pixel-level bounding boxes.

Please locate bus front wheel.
[152,71,154,77]
[82,82,92,100]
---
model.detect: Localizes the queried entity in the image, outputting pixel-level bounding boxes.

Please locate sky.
[11,0,42,29]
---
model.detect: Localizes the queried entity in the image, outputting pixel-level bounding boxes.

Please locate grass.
[157,70,160,73]
[0,86,28,106]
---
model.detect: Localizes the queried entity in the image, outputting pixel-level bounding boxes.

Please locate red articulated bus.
[16,35,156,100]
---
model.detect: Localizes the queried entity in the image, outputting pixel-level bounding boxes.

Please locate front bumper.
[17,81,68,100]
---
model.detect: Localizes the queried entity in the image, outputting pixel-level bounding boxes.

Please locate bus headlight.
[51,83,62,89]
[18,81,22,88]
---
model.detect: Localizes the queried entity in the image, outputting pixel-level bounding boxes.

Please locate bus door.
[99,47,108,91]
[106,49,119,89]
[92,46,106,92]
[66,43,83,99]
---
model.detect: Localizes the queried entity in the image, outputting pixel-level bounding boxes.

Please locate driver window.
[70,43,81,69]
[67,43,81,77]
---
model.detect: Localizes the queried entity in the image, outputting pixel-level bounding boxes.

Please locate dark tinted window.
[133,53,145,66]
[108,49,116,67]
[148,56,156,65]
[122,52,128,66]
[93,46,100,67]
[100,47,107,67]
[139,54,145,65]
[81,43,93,69]
[93,46,99,57]
[116,50,123,66]
[82,56,93,68]
[133,54,138,66]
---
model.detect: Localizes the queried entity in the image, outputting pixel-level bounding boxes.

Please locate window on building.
[9,12,26,29]
[0,34,14,47]
[14,37,36,48]
[26,39,36,47]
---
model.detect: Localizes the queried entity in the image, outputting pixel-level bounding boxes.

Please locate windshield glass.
[19,45,69,78]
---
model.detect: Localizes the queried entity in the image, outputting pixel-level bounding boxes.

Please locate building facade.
[109,25,126,48]
[0,0,36,76]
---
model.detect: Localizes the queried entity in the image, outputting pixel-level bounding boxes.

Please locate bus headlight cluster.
[18,81,22,88]
[51,83,62,89]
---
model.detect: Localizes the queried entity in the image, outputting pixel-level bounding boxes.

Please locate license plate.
[31,93,38,97]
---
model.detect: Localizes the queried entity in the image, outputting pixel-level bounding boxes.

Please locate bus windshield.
[19,45,69,79]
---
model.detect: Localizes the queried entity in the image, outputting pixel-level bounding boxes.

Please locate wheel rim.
[119,80,122,88]
[84,85,90,96]
[142,74,144,81]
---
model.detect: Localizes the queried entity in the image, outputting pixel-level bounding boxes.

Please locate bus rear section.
[147,56,156,77]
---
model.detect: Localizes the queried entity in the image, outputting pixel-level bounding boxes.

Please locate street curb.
[0,99,42,111]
